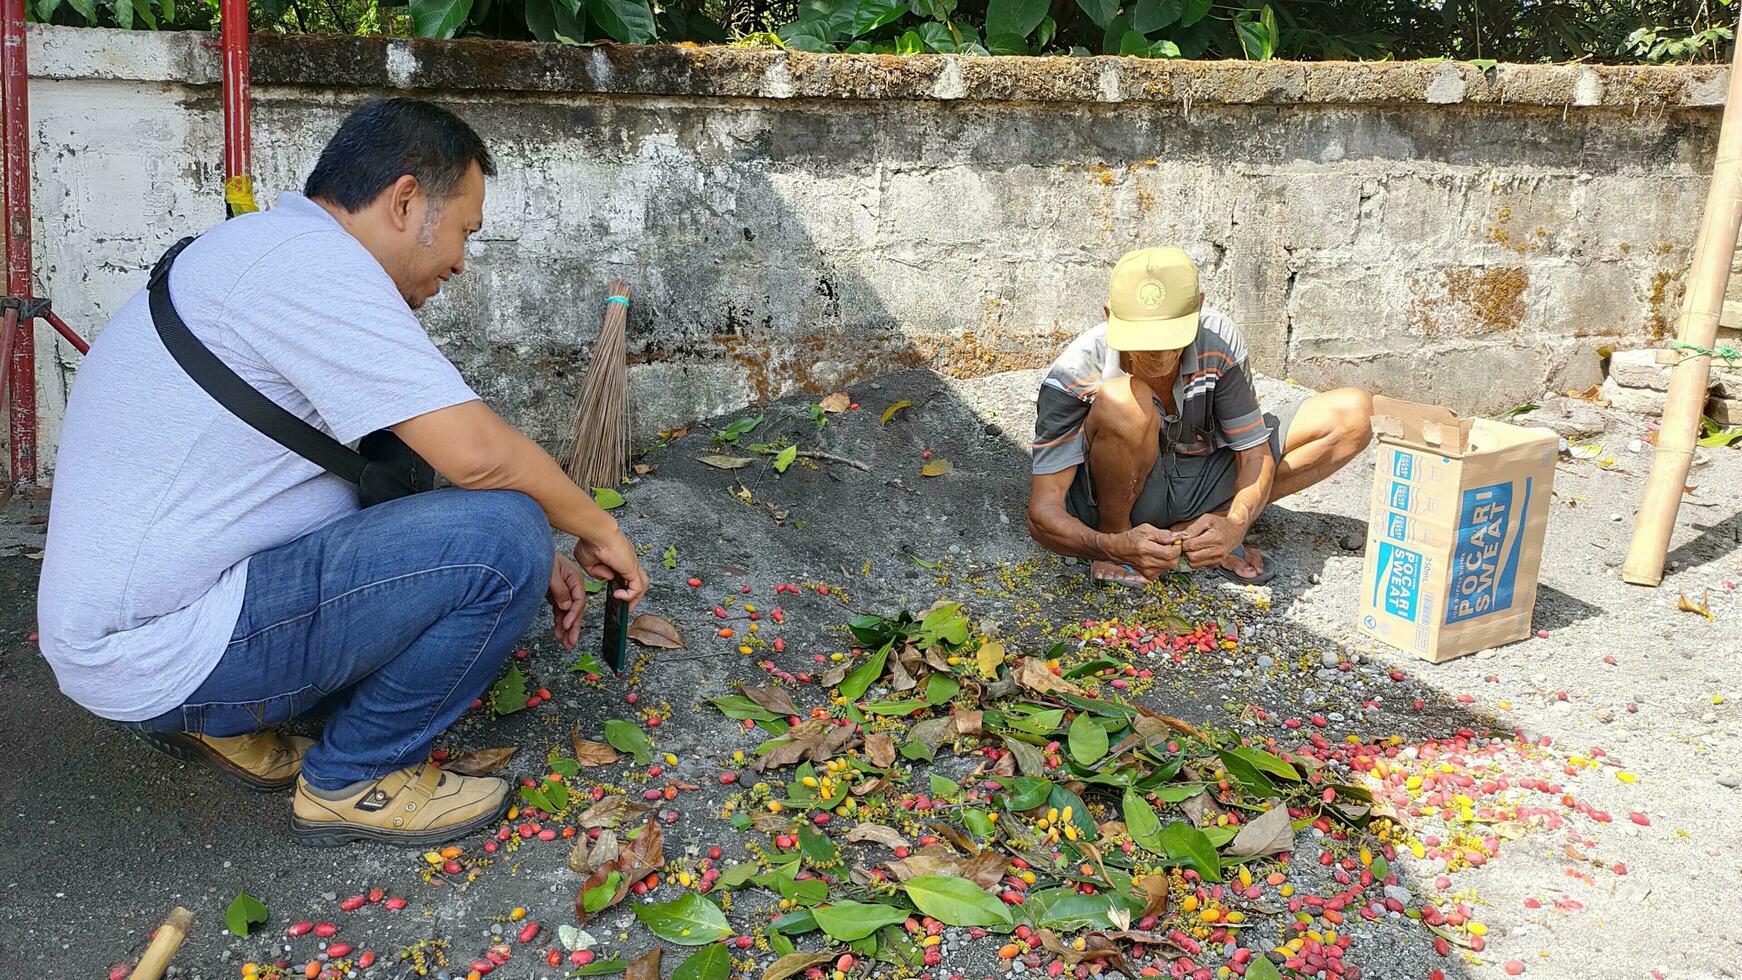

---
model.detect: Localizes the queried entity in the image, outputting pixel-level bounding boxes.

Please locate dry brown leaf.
[442,746,518,777]
[764,951,835,980]
[921,459,952,477]
[819,391,852,413]
[851,775,889,797]
[575,795,650,829]
[1180,790,1225,829]
[991,751,1016,778]
[575,817,665,923]
[572,723,621,767]
[1038,929,1132,974]
[953,710,984,737]
[929,822,981,856]
[628,614,685,649]
[743,685,800,718]
[887,849,966,881]
[632,463,657,476]
[625,948,661,980]
[887,655,918,692]
[752,812,793,836]
[864,733,897,768]
[1133,875,1171,918]
[658,427,690,441]
[975,641,1005,679]
[1677,592,1715,621]
[1133,706,1209,743]
[698,454,755,470]
[569,828,620,875]
[959,850,1010,889]
[1226,803,1294,859]
[820,665,847,687]
[1013,657,1089,697]
[845,824,909,849]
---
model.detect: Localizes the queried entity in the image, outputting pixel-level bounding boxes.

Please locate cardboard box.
[1357,396,1558,663]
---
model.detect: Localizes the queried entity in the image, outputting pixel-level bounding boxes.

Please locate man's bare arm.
[1027,468,1181,579]
[1224,444,1276,533]
[390,400,646,603]
[1180,444,1275,569]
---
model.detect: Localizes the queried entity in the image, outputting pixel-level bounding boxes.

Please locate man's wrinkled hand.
[547,553,586,649]
[574,528,648,610]
[1110,524,1183,580]
[1181,513,1245,569]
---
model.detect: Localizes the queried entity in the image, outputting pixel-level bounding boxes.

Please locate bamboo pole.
[131,907,194,980]
[1623,24,1742,587]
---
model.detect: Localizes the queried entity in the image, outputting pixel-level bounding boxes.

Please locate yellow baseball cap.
[1105,246,1201,351]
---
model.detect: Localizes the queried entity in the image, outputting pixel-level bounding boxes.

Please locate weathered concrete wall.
[21,26,1736,466]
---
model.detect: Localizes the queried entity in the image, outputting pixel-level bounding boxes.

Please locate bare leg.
[1084,375,1161,584]
[1273,387,1374,501]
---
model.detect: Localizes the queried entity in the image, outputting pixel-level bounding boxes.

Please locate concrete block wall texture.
[18,26,1741,469]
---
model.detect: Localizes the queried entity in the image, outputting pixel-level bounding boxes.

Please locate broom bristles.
[564,280,633,490]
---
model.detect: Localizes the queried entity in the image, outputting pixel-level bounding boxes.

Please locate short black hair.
[304,98,496,212]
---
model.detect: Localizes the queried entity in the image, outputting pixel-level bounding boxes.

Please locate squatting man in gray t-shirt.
[1025,247,1374,587]
[39,99,648,846]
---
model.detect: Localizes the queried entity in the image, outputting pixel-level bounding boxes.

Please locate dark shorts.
[1065,400,1300,530]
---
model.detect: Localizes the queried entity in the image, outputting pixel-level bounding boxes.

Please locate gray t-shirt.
[39,193,480,722]
[1031,311,1270,475]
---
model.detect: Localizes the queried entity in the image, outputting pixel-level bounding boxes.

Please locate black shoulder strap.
[147,236,367,485]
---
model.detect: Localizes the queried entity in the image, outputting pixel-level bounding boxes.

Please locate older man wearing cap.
[1026,247,1373,585]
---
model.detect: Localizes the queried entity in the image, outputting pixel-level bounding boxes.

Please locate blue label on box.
[1372,541,1423,622]
[1392,451,1415,480]
[1389,482,1412,510]
[1385,511,1410,541]
[1444,478,1533,624]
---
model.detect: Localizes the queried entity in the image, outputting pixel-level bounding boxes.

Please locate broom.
[564,281,632,490]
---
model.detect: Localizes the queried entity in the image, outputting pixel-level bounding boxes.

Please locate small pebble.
[1339,533,1364,551]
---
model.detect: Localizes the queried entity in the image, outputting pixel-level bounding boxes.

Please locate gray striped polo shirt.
[1031,310,1270,475]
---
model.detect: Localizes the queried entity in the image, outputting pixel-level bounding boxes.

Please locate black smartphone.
[601,578,630,674]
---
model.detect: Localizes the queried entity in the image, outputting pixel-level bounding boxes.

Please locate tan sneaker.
[135,729,313,793]
[290,763,509,847]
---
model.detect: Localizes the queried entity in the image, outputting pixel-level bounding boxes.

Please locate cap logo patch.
[1136,279,1167,310]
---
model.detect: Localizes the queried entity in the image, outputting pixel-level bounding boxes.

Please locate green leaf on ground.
[902,875,1014,926]
[672,943,731,980]
[716,415,764,445]
[773,445,799,473]
[604,718,653,764]
[572,960,630,976]
[717,861,761,890]
[582,871,623,913]
[924,672,961,705]
[1158,820,1222,881]
[1069,711,1109,764]
[839,643,891,701]
[225,890,267,937]
[592,487,626,510]
[799,825,839,865]
[1123,788,1162,851]
[813,901,912,941]
[634,893,733,945]
[489,665,529,715]
[1245,956,1284,980]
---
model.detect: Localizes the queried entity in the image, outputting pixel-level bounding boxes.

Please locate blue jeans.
[132,489,552,791]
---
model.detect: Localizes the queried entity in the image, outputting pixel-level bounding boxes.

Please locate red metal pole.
[43,309,86,355]
[3,0,35,485]
[220,0,251,215]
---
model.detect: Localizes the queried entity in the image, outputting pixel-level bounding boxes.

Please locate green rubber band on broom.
[605,296,630,307]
